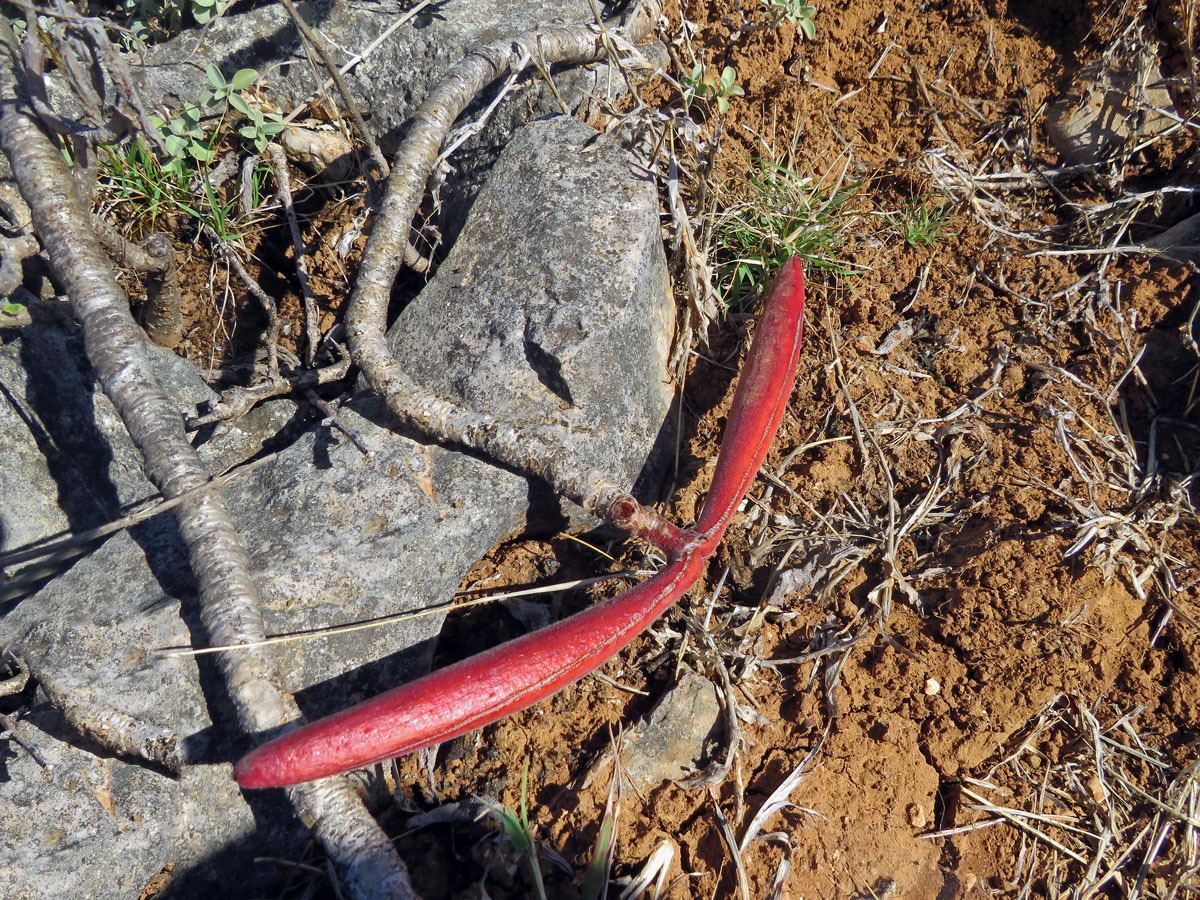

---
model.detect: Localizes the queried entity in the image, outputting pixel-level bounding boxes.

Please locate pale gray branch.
[345,0,674,542]
[0,23,416,899]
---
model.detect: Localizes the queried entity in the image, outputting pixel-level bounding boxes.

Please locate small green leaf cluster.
[896,198,954,248]
[762,0,818,38]
[204,65,284,153]
[714,158,865,310]
[682,64,745,114]
[147,65,283,177]
[120,0,234,44]
[148,103,211,178]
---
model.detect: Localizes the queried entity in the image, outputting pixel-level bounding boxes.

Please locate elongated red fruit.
[234,258,805,789]
[698,256,805,535]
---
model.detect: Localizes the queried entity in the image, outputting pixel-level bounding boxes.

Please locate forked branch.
[0,22,415,900]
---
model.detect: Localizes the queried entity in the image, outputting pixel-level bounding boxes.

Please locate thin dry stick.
[0,711,48,768]
[709,785,752,900]
[345,0,675,544]
[303,388,371,456]
[266,142,321,365]
[159,572,639,658]
[0,452,279,572]
[207,229,281,379]
[185,356,351,430]
[276,0,389,179]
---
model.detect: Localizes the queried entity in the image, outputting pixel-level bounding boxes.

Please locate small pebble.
[924,678,941,696]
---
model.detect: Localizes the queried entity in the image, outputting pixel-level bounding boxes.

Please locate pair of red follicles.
[234,258,806,789]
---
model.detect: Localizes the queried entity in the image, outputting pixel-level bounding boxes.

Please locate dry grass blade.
[616,841,675,900]
[961,695,1200,900]
[708,785,751,900]
[738,725,827,854]
[156,571,644,657]
[583,735,623,900]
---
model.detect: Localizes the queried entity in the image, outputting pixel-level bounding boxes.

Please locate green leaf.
[229,68,258,91]
[228,93,252,116]
[238,124,259,140]
[205,64,225,90]
[580,813,615,900]
[2,302,25,317]
[799,17,816,39]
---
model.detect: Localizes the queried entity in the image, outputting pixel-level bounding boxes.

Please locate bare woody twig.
[206,228,281,379]
[0,24,417,900]
[346,0,671,541]
[276,0,389,179]
[0,711,47,769]
[303,388,373,456]
[34,667,186,771]
[185,356,351,430]
[266,142,321,366]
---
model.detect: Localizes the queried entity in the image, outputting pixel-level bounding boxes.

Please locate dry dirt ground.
[133,1,1199,898]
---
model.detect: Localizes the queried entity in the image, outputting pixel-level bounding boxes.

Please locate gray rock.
[1145,210,1200,266]
[0,320,294,565]
[1046,38,1176,165]
[388,114,675,529]
[620,672,722,789]
[0,114,672,898]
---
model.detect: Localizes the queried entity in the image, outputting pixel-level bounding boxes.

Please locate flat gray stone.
[1145,210,1200,266]
[0,113,672,898]
[1046,37,1176,165]
[620,672,722,788]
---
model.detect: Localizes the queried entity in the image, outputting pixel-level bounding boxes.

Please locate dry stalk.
[265,142,320,365]
[206,228,282,379]
[0,452,279,601]
[947,695,1200,900]
[0,710,47,769]
[185,356,351,433]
